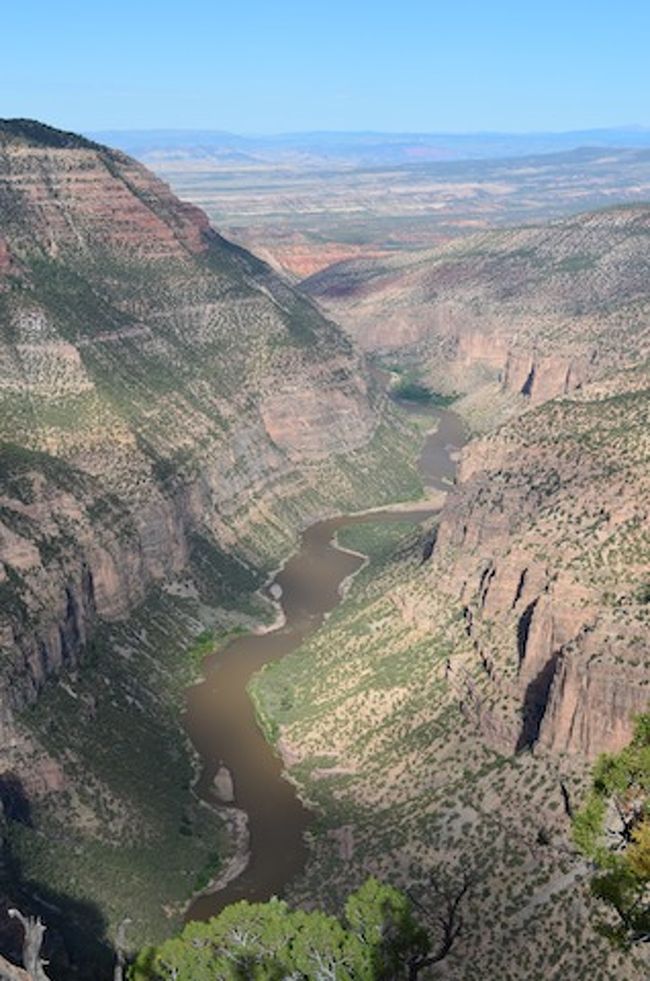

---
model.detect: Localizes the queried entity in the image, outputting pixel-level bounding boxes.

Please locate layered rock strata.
[0,119,406,747]
[433,367,649,758]
[303,206,650,411]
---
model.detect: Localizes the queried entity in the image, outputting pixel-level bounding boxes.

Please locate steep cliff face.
[303,207,650,755]
[432,367,649,758]
[0,120,425,954]
[302,207,650,415]
[249,509,643,980]
[0,119,419,720]
[0,445,150,730]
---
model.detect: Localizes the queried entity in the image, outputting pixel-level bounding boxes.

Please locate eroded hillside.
[439,365,650,760]
[1,121,649,979]
[303,206,650,426]
[0,120,421,967]
[253,368,649,978]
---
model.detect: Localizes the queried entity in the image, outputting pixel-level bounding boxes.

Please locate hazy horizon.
[85,124,650,138]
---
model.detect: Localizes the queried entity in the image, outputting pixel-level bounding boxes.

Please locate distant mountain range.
[87,126,650,168]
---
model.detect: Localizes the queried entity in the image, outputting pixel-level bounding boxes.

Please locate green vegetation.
[636,581,650,604]
[393,379,436,403]
[382,364,457,406]
[12,123,648,980]
[11,585,269,949]
[231,418,424,570]
[392,377,455,405]
[336,519,419,561]
[187,532,263,609]
[249,505,635,978]
[186,628,217,668]
[0,441,91,494]
[573,712,650,947]
[554,254,596,274]
[0,118,104,150]
[251,518,420,736]
[374,357,458,408]
[130,878,429,980]
[0,183,421,965]
[186,627,249,674]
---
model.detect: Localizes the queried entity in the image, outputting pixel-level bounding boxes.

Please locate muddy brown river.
[184,406,465,921]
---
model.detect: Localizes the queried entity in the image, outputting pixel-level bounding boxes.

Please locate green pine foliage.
[572,711,650,946]
[130,878,429,980]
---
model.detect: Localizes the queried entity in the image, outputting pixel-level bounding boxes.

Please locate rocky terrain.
[254,365,649,978]
[1,119,649,978]
[0,119,421,968]
[303,204,650,425]
[129,142,650,278]
[251,206,650,978]
[438,364,650,761]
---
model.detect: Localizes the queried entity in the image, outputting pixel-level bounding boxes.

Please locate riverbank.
[181,406,465,920]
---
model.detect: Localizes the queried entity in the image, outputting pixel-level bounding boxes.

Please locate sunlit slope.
[253,367,650,978]
[0,117,421,689]
[303,205,650,425]
[0,119,421,957]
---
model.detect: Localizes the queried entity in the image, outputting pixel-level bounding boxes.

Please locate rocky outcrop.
[302,206,650,415]
[502,349,593,403]
[261,377,372,459]
[0,119,412,737]
[218,227,393,280]
[430,368,649,759]
[0,122,210,261]
[0,453,148,722]
[538,626,650,757]
[10,573,94,704]
[0,125,431,958]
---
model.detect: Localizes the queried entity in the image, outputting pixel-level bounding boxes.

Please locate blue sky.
[3,0,650,133]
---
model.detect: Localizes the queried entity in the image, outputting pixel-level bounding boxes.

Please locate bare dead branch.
[113,916,132,981]
[6,910,51,981]
[0,951,31,981]
[406,872,474,979]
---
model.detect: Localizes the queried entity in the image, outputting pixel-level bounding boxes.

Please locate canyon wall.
[432,369,649,758]
[302,207,650,412]
[302,206,650,758]
[0,119,417,746]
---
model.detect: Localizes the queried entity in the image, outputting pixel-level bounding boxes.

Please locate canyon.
[0,119,648,979]
[114,133,650,280]
[0,118,420,972]
[298,206,650,766]
[0,117,421,722]
[302,205,650,412]
[251,366,649,978]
